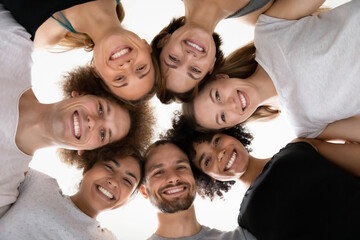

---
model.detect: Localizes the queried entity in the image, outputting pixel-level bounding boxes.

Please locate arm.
[264,0,326,20]
[317,115,360,143]
[292,138,360,176]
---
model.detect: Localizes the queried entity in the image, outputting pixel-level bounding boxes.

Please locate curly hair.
[161,112,253,201]
[58,143,145,196]
[182,42,280,132]
[57,2,125,51]
[151,16,224,104]
[60,66,155,157]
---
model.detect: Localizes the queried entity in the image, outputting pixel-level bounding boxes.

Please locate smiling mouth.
[162,186,186,196]
[73,111,81,140]
[237,91,247,111]
[224,151,237,171]
[110,47,131,60]
[185,40,205,53]
[97,185,115,200]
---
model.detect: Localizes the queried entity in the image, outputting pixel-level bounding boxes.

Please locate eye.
[214,136,221,147]
[220,113,226,123]
[105,164,113,171]
[177,165,187,170]
[98,102,104,116]
[169,55,178,62]
[154,170,164,176]
[191,67,201,74]
[124,178,133,186]
[100,129,105,141]
[115,75,125,81]
[136,65,146,72]
[215,90,221,102]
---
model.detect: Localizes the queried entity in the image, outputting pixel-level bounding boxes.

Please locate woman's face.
[193,75,259,129]
[192,133,249,181]
[93,30,155,101]
[160,24,217,93]
[76,156,141,218]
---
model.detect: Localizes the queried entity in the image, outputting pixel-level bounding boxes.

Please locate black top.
[1,0,93,39]
[239,142,360,240]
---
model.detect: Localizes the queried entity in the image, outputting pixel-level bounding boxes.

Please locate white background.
[30,0,347,239]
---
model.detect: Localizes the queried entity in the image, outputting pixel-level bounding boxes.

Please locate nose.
[119,59,133,68]
[106,177,118,189]
[166,170,180,184]
[226,96,238,111]
[217,148,226,163]
[87,115,104,130]
[184,49,197,58]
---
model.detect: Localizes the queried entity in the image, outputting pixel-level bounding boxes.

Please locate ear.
[139,184,149,199]
[208,57,216,74]
[157,33,171,48]
[77,149,84,156]
[71,91,80,98]
[142,39,152,53]
[215,74,229,80]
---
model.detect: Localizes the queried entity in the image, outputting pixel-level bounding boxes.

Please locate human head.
[183,42,280,130]
[62,67,155,155]
[58,3,160,102]
[140,141,196,213]
[60,144,144,218]
[163,112,253,200]
[151,17,224,104]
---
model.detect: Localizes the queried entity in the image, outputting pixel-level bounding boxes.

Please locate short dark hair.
[151,17,224,104]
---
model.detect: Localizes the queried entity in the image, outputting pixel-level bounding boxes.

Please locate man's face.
[140,143,196,213]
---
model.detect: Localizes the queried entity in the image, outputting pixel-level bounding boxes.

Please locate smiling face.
[52,92,130,150]
[72,156,141,218]
[159,25,216,93]
[193,133,249,181]
[92,29,155,100]
[141,143,196,213]
[194,75,259,129]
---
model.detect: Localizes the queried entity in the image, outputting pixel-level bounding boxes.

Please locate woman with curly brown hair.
[2,0,160,102]
[0,144,144,239]
[165,113,360,239]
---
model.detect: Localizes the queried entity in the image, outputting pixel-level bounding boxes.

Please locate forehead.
[146,144,189,170]
[194,90,217,129]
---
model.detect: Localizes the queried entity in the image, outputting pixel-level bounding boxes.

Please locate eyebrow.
[140,66,152,79]
[111,159,120,167]
[111,159,138,181]
[114,83,128,88]
[149,163,164,173]
[187,72,200,81]
[106,101,112,143]
[126,171,138,181]
[198,153,205,167]
[164,61,177,69]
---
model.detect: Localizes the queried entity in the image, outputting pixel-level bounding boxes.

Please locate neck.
[62,0,123,43]
[183,0,229,33]
[155,205,202,238]
[71,193,98,218]
[240,155,270,188]
[248,65,279,107]
[15,90,58,155]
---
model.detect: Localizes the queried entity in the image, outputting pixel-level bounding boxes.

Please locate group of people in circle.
[0,0,360,239]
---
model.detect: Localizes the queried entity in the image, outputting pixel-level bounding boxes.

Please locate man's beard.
[147,183,196,213]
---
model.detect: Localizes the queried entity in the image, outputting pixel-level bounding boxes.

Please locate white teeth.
[239,92,247,110]
[110,48,130,60]
[73,114,80,138]
[185,40,204,52]
[166,187,183,194]
[225,151,236,170]
[98,186,114,199]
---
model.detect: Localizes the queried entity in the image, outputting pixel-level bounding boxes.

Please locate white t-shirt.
[254,0,360,137]
[0,169,116,240]
[0,4,33,217]
[147,225,256,240]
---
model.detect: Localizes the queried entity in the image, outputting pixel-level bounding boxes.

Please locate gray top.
[147,225,256,240]
[0,169,116,240]
[227,0,271,18]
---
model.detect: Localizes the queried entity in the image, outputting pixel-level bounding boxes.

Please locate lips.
[109,46,131,60]
[224,150,237,171]
[237,91,248,111]
[184,40,205,53]
[73,111,81,140]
